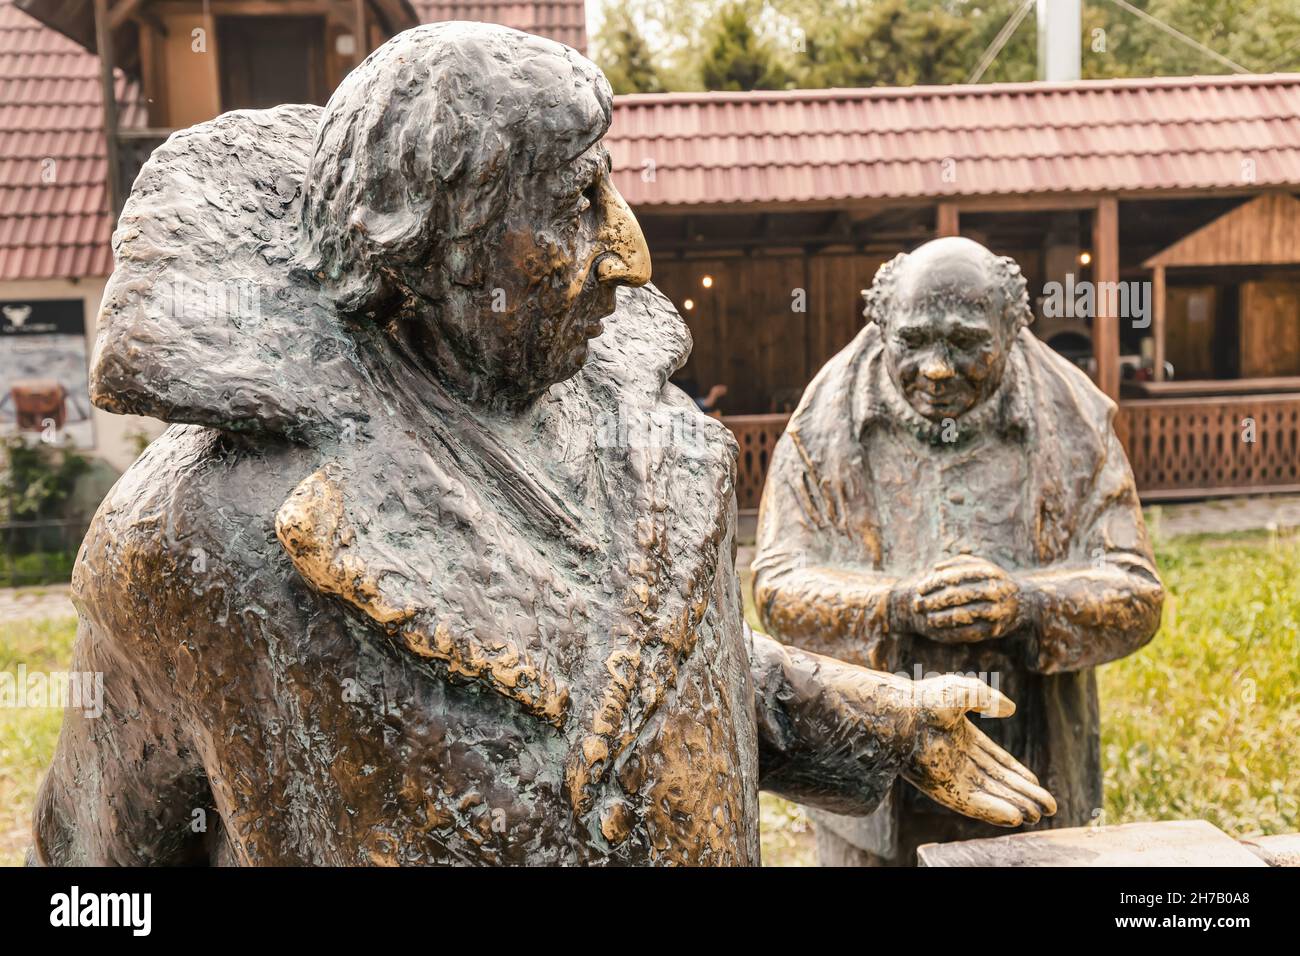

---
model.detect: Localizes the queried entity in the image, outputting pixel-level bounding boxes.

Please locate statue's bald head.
[865,237,1033,422]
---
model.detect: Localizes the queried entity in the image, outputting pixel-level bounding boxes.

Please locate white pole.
[1037,0,1082,82]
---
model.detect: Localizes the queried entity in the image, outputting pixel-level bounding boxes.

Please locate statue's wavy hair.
[863,241,1034,333]
[293,22,612,314]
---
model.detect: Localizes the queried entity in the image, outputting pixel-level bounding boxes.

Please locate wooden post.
[936,203,960,238]
[1092,196,1120,400]
[353,0,368,62]
[1152,264,1166,382]
[93,0,123,216]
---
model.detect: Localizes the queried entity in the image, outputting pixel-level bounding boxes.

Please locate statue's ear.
[997,254,1034,332]
[864,252,907,326]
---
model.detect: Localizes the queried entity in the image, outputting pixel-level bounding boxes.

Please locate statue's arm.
[751,434,897,666]
[748,626,912,814]
[1016,428,1164,673]
[747,626,1056,825]
[31,616,212,866]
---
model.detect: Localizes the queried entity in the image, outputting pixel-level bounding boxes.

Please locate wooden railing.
[724,414,790,511]
[1117,394,1300,500]
[724,392,1300,510]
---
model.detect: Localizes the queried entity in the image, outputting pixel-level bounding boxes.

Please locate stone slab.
[1240,833,1300,866]
[917,820,1268,867]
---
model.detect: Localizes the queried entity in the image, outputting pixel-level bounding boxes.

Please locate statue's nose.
[595,177,651,287]
[920,352,956,382]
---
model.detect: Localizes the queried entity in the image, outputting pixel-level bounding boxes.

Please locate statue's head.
[297,22,650,407]
[865,237,1032,422]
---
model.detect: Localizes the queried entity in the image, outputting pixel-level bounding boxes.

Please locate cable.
[968,0,1036,83]
[1105,0,1251,74]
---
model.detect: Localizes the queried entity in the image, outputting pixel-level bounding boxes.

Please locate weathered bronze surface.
[753,236,1164,866]
[32,25,1053,866]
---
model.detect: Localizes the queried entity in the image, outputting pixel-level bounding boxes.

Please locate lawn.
[1,529,1296,866]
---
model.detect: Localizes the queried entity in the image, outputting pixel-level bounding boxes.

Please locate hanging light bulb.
[701,275,714,288]
[1078,250,1092,266]
[683,298,695,311]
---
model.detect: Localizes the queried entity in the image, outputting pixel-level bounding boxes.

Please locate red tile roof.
[0,0,587,281]
[608,74,1300,210]
[412,1,586,51]
[0,0,141,279]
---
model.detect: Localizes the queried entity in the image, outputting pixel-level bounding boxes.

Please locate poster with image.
[0,299,94,449]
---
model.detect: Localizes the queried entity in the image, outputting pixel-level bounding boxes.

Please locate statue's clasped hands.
[894,554,1025,643]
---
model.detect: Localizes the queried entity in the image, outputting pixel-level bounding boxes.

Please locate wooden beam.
[1093,196,1121,400]
[1152,264,1166,382]
[936,202,960,237]
[353,0,368,62]
[93,0,123,216]
[109,0,148,29]
[208,1,337,15]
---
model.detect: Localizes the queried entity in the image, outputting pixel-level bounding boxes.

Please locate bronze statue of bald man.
[32,25,1052,866]
[754,237,1163,866]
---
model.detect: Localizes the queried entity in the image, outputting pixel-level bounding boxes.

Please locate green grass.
[0,614,77,867]
[1099,530,1299,838]
[0,551,77,588]
[1,530,1296,866]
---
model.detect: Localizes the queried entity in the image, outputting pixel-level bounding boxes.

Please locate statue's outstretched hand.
[902,675,1057,827]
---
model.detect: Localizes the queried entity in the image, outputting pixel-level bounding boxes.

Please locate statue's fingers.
[962,791,1025,828]
[971,733,1058,816]
[956,682,1016,719]
[970,749,1050,822]
[929,623,994,644]
[917,580,1016,613]
[916,564,1003,594]
[978,775,1043,825]
[925,601,1014,629]
[974,731,1038,779]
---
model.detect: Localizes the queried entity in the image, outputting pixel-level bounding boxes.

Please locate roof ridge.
[614,72,1300,107]
[610,112,1300,142]
[611,145,1300,174]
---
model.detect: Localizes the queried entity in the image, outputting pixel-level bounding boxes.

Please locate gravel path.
[0,585,74,623]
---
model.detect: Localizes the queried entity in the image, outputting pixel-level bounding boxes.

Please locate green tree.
[594,7,667,93]
[1081,0,1300,79]
[797,0,977,87]
[591,0,1300,92]
[699,2,790,90]
[0,436,90,523]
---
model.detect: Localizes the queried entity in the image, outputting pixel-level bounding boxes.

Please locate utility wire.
[967,0,1036,83]
[1106,0,1251,74]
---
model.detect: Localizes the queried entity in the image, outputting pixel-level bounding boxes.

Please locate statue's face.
[426,143,650,406]
[882,252,1013,422]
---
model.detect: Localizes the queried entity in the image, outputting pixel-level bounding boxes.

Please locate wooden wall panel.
[1165,285,1218,380]
[650,251,886,414]
[1240,281,1300,377]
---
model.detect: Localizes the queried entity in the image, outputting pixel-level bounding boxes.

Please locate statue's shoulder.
[76,426,317,620]
[1016,329,1117,424]
[91,105,368,443]
[585,283,693,397]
